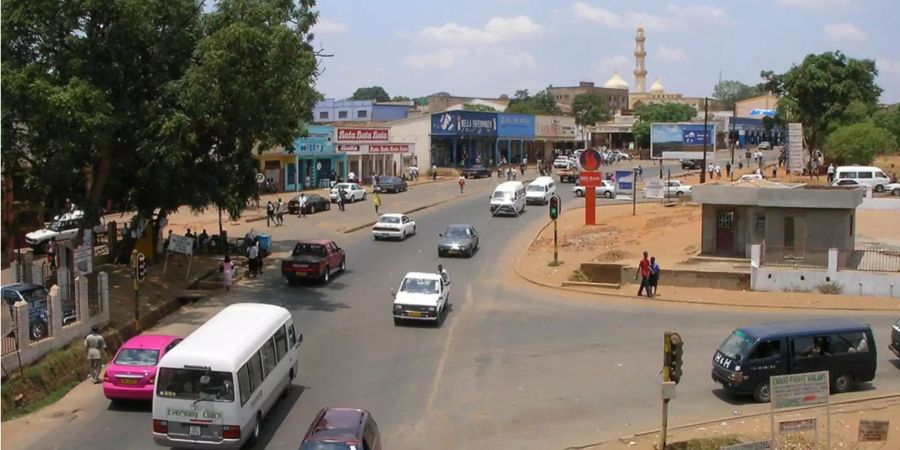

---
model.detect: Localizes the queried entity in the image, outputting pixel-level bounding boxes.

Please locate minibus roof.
[740,318,869,340]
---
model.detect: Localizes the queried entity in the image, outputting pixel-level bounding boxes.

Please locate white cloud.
[313,17,348,34]
[877,58,900,75]
[419,16,543,45]
[572,2,619,26]
[824,22,866,42]
[665,4,735,26]
[503,52,537,70]
[403,49,464,70]
[592,55,629,74]
[572,2,669,30]
[778,0,853,11]
[657,45,686,62]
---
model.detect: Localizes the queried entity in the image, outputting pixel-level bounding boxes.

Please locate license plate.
[119,378,138,385]
[449,249,457,254]
[190,425,201,437]
[408,311,422,317]
[296,272,307,277]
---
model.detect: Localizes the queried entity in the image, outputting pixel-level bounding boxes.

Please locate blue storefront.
[430,111,498,167]
[293,125,348,190]
[497,113,535,165]
[731,117,784,148]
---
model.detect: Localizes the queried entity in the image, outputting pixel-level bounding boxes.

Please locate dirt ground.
[578,396,900,450]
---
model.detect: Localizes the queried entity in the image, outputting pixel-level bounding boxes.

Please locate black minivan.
[712,319,876,403]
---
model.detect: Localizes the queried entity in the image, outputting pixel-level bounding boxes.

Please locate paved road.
[11,162,897,450]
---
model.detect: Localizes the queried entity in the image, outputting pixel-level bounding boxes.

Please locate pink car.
[103,334,182,401]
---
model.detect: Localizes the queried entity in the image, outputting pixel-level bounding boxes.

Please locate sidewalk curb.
[513,209,899,313]
[565,393,900,449]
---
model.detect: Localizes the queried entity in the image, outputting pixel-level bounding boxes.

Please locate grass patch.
[548,260,563,267]
[568,269,589,281]
[817,281,843,295]
[782,284,811,293]
[666,435,741,450]
[2,380,79,422]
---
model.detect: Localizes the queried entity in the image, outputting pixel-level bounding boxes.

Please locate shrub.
[817,281,843,295]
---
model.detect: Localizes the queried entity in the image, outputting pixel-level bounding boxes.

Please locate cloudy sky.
[311,0,900,103]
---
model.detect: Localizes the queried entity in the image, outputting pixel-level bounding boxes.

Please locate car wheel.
[310,205,316,214]
[248,413,262,445]
[339,258,346,272]
[400,230,406,240]
[604,191,613,198]
[321,266,331,284]
[393,317,401,326]
[575,190,583,197]
[362,192,367,200]
[893,188,900,196]
[676,191,684,197]
[833,374,853,393]
[753,381,771,403]
[875,184,885,193]
[412,225,416,235]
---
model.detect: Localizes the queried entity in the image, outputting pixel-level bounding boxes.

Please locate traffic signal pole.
[661,331,672,450]
[549,195,560,265]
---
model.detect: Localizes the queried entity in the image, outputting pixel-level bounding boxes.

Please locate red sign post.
[579,150,602,225]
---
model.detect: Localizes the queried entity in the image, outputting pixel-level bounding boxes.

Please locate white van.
[490,181,526,215]
[526,176,556,205]
[836,166,891,192]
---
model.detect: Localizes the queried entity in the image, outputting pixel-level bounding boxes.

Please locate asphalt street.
[15,152,895,450]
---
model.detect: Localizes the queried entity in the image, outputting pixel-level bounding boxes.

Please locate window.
[319,111,329,120]
[248,353,263,393]
[338,110,348,119]
[793,335,831,358]
[876,171,887,179]
[238,365,251,405]
[357,110,368,118]
[756,213,766,229]
[260,338,277,378]
[288,324,297,347]
[839,171,856,179]
[784,217,795,248]
[749,340,781,360]
[156,368,235,402]
[275,326,288,361]
[833,332,869,354]
[858,171,873,179]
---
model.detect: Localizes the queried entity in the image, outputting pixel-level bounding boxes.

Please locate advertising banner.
[535,115,576,139]
[497,114,535,138]
[292,125,335,154]
[614,170,634,192]
[335,127,389,142]
[431,111,497,136]
[368,144,412,154]
[167,235,195,256]
[770,371,829,410]
[73,245,93,278]
[858,420,889,442]
[650,123,715,160]
[643,179,665,199]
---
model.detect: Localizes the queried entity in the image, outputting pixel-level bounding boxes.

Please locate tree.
[391,95,411,102]
[632,103,698,148]
[872,106,900,143]
[824,122,897,165]
[712,80,763,110]
[571,93,611,126]
[761,51,882,154]
[505,88,562,115]
[462,103,499,112]
[350,86,390,102]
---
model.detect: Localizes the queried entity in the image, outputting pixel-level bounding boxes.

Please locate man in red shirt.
[635,251,653,298]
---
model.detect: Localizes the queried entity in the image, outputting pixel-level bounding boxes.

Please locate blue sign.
[497,113,535,138]
[682,128,712,145]
[431,111,497,137]
[750,109,776,118]
[293,125,335,154]
[615,170,634,192]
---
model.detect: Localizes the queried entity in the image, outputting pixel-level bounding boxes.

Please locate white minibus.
[835,166,890,192]
[490,181,526,215]
[152,303,302,449]
[526,176,556,205]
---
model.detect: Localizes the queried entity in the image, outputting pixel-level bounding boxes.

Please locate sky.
[310,0,900,103]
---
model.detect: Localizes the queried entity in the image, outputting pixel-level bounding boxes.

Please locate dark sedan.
[680,159,703,170]
[288,193,331,214]
[374,176,408,193]
[438,224,479,257]
[461,165,492,179]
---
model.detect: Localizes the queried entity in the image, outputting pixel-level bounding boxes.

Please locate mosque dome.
[604,71,629,90]
[650,78,665,93]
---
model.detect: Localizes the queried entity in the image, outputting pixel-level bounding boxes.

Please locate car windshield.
[400,278,439,294]
[718,330,756,360]
[156,367,235,402]
[333,184,350,191]
[300,443,355,450]
[49,220,69,232]
[379,216,401,224]
[381,177,398,183]
[492,191,509,199]
[527,185,545,192]
[444,227,469,239]
[293,244,327,257]
[115,348,161,366]
[20,288,48,303]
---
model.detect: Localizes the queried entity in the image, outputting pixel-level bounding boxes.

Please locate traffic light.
[668,332,684,384]
[135,253,147,283]
[549,195,560,220]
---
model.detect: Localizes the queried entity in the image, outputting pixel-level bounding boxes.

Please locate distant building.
[735,94,779,118]
[425,94,510,113]
[313,98,414,123]
[546,81,629,115]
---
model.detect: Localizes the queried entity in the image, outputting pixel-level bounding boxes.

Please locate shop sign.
[337,144,361,152]
[336,127,389,142]
[535,115,575,139]
[858,420,889,442]
[779,418,816,433]
[770,371,828,410]
[369,144,412,154]
[497,114,535,138]
[431,111,497,136]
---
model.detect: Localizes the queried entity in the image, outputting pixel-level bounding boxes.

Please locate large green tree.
[350,86,390,102]
[872,106,900,143]
[462,103,499,112]
[571,93,611,127]
[632,103,698,148]
[711,80,763,110]
[823,122,897,165]
[505,88,562,115]
[761,51,881,154]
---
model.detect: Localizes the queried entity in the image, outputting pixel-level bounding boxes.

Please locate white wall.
[389,116,432,170]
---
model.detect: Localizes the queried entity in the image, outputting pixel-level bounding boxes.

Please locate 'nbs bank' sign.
[431,111,497,137]
[650,123,716,160]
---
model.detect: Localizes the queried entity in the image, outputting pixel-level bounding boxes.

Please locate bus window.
[156,367,235,402]
[288,324,297,347]
[275,327,288,361]
[260,339,277,378]
[238,365,251,405]
[248,353,263,393]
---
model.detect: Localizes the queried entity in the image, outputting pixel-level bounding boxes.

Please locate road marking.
[426,283,475,412]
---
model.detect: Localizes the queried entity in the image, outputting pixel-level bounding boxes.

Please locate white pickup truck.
[25,210,105,250]
[392,272,449,326]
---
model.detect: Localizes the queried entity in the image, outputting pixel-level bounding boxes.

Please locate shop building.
[388,115,432,173]
[257,125,348,191]
[497,114,535,165]
[430,111,498,167]
[534,115,577,160]
[314,98,413,123]
[335,126,413,183]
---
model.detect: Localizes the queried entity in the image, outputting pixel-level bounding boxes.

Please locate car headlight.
[394,304,402,310]
[427,307,436,312]
[451,244,459,249]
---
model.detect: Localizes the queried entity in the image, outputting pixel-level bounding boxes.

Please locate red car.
[281,240,346,285]
[300,407,381,450]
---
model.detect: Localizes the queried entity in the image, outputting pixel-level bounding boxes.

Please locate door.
[745,339,787,382]
[715,211,735,254]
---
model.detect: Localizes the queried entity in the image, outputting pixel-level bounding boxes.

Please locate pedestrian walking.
[827,163,836,183]
[372,191,381,214]
[635,251,653,298]
[247,241,259,277]
[458,175,466,194]
[84,325,108,383]
[714,164,721,179]
[266,201,275,227]
[637,165,643,180]
[221,255,234,292]
[707,164,714,180]
[772,165,777,179]
[338,187,346,211]
[298,193,308,217]
[725,162,732,178]
[649,257,660,296]
[276,198,285,226]
[432,165,438,181]
[438,264,450,287]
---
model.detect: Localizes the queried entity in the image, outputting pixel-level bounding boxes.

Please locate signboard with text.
[779,418,816,433]
[770,371,829,410]
[858,420,889,442]
[167,235,195,256]
[335,127,389,142]
[721,440,770,450]
[650,123,715,160]
[535,115,576,139]
[431,111,497,136]
[497,113,535,138]
[614,170,634,192]
[579,171,601,188]
[336,144,413,154]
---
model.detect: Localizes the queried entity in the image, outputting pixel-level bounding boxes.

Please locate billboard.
[497,114,535,138]
[535,115,576,139]
[431,111,497,136]
[650,123,716,160]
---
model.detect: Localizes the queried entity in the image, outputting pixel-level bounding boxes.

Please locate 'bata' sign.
[336,127,389,142]
[369,144,410,153]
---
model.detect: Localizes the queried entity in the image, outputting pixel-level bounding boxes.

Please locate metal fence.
[761,245,830,269]
[839,246,900,273]
[2,308,18,355]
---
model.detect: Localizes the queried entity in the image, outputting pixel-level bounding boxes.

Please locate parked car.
[573,180,616,198]
[553,156,574,169]
[680,159,703,170]
[438,224,479,258]
[301,407,381,450]
[392,272,449,326]
[372,213,416,240]
[2,283,76,340]
[738,174,764,182]
[885,182,900,196]
[281,240,346,285]
[288,194,330,214]
[103,334,182,401]
[889,318,900,358]
[613,150,633,161]
[25,210,105,251]
[374,176,408,193]
[664,180,693,197]
[758,141,771,150]
[461,165,492,179]
[329,183,366,203]
[832,179,862,187]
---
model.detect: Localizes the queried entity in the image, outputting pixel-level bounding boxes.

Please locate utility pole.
[730,103,737,181]
[700,97,709,184]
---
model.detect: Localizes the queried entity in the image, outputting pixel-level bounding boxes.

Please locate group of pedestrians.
[266,199,286,226]
[635,251,661,298]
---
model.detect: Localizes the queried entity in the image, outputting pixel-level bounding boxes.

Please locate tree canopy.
[632,103,698,148]
[761,51,881,153]
[350,86,390,102]
[823,122,897,165]
[571,93,611,126]
[872,106,900,144]
[462,103,499,112]
[505,88,562,115]
[711,80,764,110]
